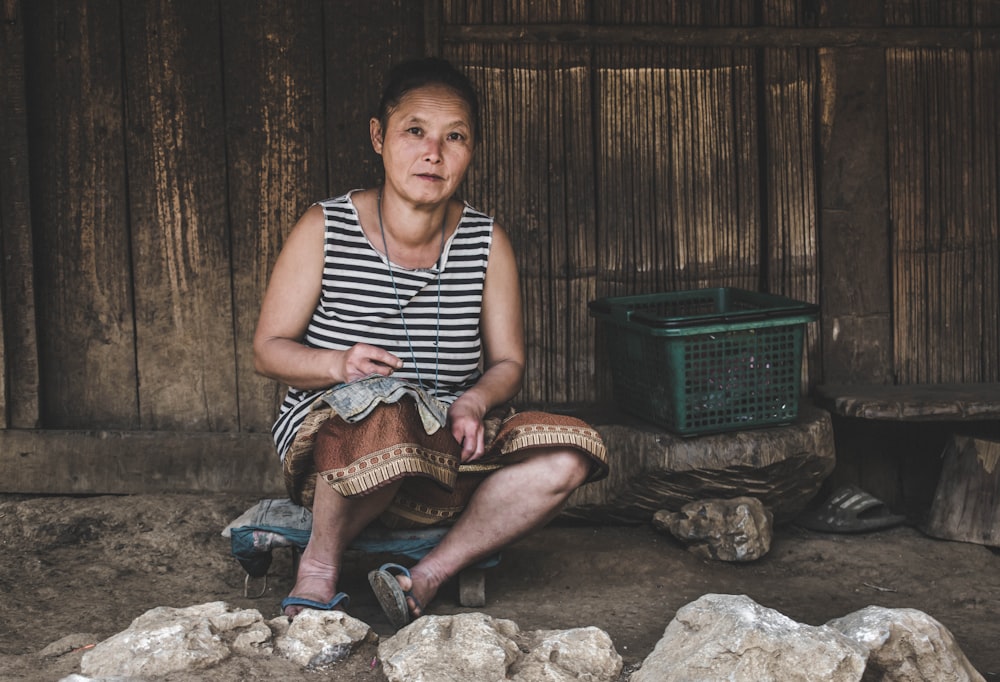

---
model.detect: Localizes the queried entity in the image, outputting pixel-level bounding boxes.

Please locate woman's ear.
[370,118,384,154]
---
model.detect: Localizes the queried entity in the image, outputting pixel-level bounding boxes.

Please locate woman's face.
[371,84,476,208]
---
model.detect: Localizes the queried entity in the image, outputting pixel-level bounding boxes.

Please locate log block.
[924,435,1000,547]
[563,403,835,524]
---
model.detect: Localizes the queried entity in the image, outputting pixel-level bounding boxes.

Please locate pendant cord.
[377,190,444,391]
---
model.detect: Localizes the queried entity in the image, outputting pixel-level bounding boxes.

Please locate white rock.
[380,613,521,681]
[273,608,374,667]
[80,601,266,678]
[511,626,623,681]
[379,613,622,682]
[828,605,986,681]
[632,594,866,682]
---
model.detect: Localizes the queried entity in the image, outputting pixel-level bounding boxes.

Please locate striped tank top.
[271,191,494,459]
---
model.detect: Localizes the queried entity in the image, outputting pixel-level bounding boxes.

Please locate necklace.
[376,190,445,391]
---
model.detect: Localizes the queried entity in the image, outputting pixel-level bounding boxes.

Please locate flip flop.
[796,486,906,534]
[280,591,350,614]
[368,562,422,629]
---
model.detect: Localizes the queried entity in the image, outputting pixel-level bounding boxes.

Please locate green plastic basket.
[589,288,819,436]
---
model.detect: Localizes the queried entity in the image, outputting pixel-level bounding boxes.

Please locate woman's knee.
[539,448,592,492]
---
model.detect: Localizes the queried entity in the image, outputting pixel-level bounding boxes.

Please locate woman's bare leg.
[284,478,401,617]
[394,448,591,615]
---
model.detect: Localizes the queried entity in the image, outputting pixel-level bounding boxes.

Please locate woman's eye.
[447,132,466,142]
[407,127,422,136]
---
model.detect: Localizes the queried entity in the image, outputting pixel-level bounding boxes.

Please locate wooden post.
[817,0,893,385]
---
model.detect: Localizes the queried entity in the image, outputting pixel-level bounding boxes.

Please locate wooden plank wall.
[13,0,423,435]
[0,0,40,430]
[1,0,999,497]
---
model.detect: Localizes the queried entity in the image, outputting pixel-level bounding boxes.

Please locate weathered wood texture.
[0,429,282,495]
[0,0,40,429]
[23,0,137,429]
[122,0,238,431]
[925,435,1000,547]
[816,383,1000,420]
[220,0,327,433]
[565,404,835,524]
[817,41,894,385]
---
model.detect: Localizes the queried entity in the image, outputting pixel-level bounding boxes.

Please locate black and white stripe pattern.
[272,192,493,458]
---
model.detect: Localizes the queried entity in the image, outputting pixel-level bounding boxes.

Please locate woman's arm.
[253,205,402,390]
[448,223,526,460]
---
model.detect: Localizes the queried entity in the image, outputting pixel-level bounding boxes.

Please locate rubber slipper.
[368,562,422,629]
[795,486,906,534]
[280,591,350,614]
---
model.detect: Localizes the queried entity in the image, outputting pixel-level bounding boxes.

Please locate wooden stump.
[924,435,1000,547]
[562,403,835,524]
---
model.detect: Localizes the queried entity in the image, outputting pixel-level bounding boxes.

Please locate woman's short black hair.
[375,57,481,146]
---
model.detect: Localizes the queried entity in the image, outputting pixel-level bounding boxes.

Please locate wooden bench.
[812,383,1000,520]
[815,383,1000,422]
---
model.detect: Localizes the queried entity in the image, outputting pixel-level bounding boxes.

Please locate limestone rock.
[828,606,986,681]
[379,613,622,682]
[511,626,624,681]
[79,601,267,679]
[631,593,866,682]
[653,496,773,561]
[273,608,375,668]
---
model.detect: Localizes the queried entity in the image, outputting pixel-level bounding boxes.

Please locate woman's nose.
[422,137,443,162]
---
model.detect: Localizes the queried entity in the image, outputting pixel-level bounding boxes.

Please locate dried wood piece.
[924,435,1000,547]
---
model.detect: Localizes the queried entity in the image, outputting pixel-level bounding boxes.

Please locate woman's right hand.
[339,343,403,383]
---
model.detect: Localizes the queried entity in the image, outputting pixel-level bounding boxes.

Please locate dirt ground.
[0,493,997,681]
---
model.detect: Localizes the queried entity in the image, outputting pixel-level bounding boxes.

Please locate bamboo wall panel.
[23,0,137,429]
[444,0,588,24]
[762,1,821,386]
[887,46,1000,383]
[594,0,755,25]
[886,1,1000,385]
[122,0,238,431]
[595,57,761,297]
[0,1,39,429]
[454,43,597,403]
[971,48,1000,381]
[221,1,327,433]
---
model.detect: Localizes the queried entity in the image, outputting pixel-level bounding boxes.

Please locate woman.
[254,57,608,627]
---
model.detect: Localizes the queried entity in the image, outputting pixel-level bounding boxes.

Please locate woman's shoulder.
[314,190,364,211]
[459,199,493,224]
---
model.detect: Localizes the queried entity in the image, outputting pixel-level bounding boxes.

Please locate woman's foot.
[283,553,342,618]
[397,564,439,618]
[368,562,441,628]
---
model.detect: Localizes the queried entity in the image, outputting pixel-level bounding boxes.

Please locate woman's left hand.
[447,394,487,462]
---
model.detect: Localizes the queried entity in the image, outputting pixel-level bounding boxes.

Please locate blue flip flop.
[281,591,350,615]
[368,562,422,629]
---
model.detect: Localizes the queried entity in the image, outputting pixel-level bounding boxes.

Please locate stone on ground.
[631,593,866,682]
[828,605,986,682]
[378,612,623,682]
[653,496,773,561]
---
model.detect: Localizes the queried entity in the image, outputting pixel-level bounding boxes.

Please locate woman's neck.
[373,189,450,269]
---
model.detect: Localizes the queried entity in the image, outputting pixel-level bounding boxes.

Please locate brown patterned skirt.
[282,396,608,528]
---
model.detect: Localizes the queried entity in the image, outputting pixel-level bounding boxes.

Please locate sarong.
[282,382,609,529]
